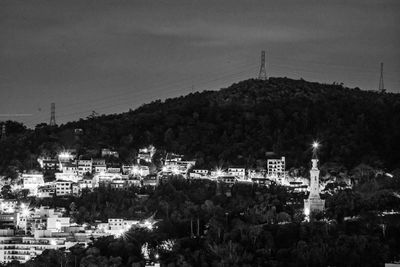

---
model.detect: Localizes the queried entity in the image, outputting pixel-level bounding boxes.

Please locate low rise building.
[55,180,73,196]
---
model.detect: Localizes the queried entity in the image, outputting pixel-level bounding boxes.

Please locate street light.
[312,141,319,149]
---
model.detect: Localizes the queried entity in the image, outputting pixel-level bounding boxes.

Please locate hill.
[1,77,400,175]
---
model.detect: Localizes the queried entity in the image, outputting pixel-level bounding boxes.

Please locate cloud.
[138,20,330,47]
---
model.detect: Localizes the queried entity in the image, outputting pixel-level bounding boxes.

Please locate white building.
[55,180,73,196]
[22,174,45,196]
[0,233,77,264]
[47,217,70,232]
[55,172,80,183]
[189,169,209,179]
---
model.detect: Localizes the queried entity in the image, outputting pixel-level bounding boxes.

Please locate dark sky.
[1,0,399,128]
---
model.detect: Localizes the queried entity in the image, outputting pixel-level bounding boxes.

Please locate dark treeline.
[1,77,400,176]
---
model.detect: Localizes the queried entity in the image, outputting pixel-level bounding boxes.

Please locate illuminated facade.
[304,159,325,216]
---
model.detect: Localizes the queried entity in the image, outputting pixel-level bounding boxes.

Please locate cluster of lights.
[58,151,73,161]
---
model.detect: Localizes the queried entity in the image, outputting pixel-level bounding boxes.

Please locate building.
[101,149,119,158]
[77,159,92,176]
[37,185,55,198]
[189,169,209,179]
[137,146,156,163]
[60,162,78,175]
[37,158,60,172]
[304,159,325,217]
[142,175,158,187]
[78,177,94,191]
[0,233,77,264]
[55,172,80,183]
[93,159,107,173]
[55,180,73,196]
[267,157,286,183]
[228,168,246,180]
[47,217,70,232]
[22,174,45,196]
[107,167,121,173]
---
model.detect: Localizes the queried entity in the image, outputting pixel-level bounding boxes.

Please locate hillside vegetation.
[1,77,400,175]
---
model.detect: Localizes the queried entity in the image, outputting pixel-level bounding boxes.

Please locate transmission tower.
[258,50,267,80]
[49,103,56,126]
[379,62,385,93]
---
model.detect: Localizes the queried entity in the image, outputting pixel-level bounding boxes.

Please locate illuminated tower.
[304,142,325,218]
[49,103,56,126]
[258,50,267,80]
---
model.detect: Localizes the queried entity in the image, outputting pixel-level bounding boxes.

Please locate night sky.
[1,0,399,128]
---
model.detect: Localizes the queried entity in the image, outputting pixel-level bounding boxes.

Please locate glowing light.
[155,253,159,260]
[58,151,72,160]
[215,168,223,177]
[50,239,57,246]
[312,141,319,149]
[162,166,168,172]
[304,207,310,216]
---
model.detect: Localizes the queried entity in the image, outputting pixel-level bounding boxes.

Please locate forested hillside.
[1,77,400,175]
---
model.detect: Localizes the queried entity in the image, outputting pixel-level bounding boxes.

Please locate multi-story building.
[0,233,77,264]
[37,158,60,172]
[78,177,94,191]
[60,162,78,175]
[267,157,286,182]
[93,159,107,173]
[55,180,73,196]
[77,159,92,176]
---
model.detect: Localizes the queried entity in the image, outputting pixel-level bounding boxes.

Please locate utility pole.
[258,50,267,80]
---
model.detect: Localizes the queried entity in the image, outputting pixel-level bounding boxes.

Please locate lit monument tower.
[304,141,325,218]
